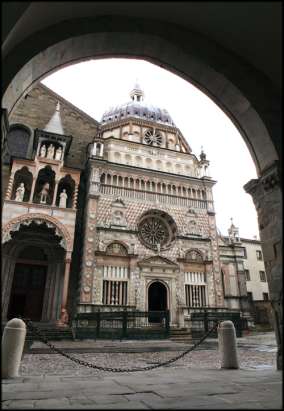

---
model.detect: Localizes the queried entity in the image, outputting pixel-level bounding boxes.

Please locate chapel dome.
[101,82,176,127]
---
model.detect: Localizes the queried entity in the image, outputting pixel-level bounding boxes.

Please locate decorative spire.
[228,217,240,243]
[130,80,144,102]
[44,100,64,135]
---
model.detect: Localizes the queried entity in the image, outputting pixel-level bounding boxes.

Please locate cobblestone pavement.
[2,332,282,409]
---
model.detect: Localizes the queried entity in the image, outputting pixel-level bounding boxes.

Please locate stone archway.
[2,223,66,322]
[2,214,73,323]
[2,14,281,366]
[2,213,73,253]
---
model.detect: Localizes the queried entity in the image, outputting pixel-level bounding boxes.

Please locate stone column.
[99,143,104,157]
[57,254,72,326]
[52,180,59,206]
[5,172,14,200]
[244,161,282,370]
[29,176,37,202]
[73,184,79,209]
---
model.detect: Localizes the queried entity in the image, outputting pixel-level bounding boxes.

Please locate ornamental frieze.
[2,213,73,251]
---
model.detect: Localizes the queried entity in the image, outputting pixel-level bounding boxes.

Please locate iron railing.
[72,310,170,340]
[185,307,247,338]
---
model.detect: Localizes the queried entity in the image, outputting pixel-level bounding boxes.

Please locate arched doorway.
[2,220,67,322]
[148,281,168,323]
[7,246,48,321]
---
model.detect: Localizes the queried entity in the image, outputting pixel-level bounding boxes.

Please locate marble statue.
[39,144,47,157]
[55,146,63,160]
[15,183,25,201]
[47,144,55,159]
[59,189,68,208]
[40,182,50,204]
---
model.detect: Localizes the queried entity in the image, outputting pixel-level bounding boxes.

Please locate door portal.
[148,281,167,323]
[7,263,47,321]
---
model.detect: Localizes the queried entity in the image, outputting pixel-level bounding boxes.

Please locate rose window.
[144,130,163,146]
[138,210,177,250]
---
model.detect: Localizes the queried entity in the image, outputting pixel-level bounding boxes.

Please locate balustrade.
[100,184,212,209]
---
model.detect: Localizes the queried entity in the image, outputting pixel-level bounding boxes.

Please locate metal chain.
[23,318,220,373]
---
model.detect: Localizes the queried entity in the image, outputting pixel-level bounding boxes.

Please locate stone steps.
[169,328,193,342]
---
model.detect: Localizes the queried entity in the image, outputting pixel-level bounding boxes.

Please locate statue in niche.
[98,239,105,251]
[15,183,25,201]
[178,245,185,258]
[40,144,47,157]
[59,189,68,208]
[186,250,203,262]
[55,146,63,160]
[92,168,100,182]
[111,209,127,227]
[47,144,55,159]
[40,182,50,204]
[106,242,128,256]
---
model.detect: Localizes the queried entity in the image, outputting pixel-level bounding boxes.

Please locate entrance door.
[7,263,47,321]
[148,281,167,323]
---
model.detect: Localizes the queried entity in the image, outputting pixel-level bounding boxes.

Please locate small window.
[242,248,247,259]
[244,269,250,281]
[247,292,253,302]
[256,250,263,260]
[263,292,269,301]
[259,271,267,282]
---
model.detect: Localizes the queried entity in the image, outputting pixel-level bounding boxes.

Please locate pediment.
[138,256,178,267]
[111,197,126,208]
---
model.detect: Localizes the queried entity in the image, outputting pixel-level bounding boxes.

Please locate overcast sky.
[42,58,259,239]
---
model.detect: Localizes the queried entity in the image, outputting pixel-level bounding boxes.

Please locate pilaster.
[244,160,282,369]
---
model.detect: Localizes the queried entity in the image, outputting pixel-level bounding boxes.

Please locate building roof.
[101,83,176,127]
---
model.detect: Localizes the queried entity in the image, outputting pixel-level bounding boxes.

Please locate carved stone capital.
[244,161,281,198]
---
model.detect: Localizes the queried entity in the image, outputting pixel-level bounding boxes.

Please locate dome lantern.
[130,80,144,102]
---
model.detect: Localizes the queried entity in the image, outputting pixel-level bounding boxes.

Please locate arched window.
[107,174,112,185]
[106,242,128,256]
[33,166,55,205]
[7,124,32,159]
[11,167,33,202]
[100,173,106,183]
[56,174,75,208]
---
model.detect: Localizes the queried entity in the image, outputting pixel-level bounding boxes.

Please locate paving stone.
[33,398,70,409]
[125,392,163,402]
[2,333,282,410]
[85,394,129,404]
[3,400,35,409]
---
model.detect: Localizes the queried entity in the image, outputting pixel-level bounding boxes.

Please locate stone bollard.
[218,320,239,369]
[2,318,27,378]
